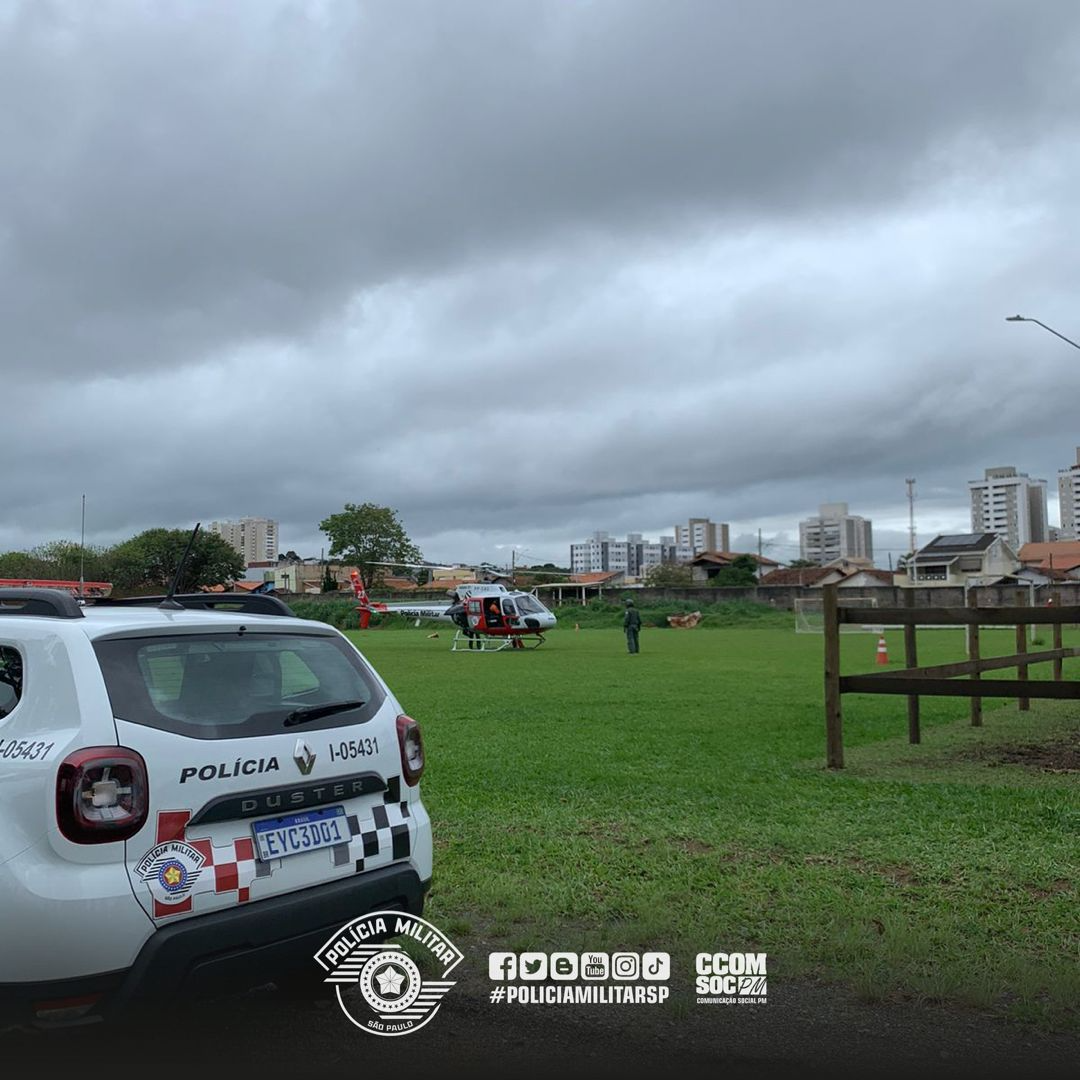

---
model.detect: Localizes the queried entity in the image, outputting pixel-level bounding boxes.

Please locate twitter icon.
[519,952,548,980]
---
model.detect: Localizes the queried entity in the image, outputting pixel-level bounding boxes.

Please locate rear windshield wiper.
[283,700,367,727]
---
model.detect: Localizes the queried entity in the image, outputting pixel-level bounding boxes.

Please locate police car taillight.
[56,747,148,844]
[396,714,424,786]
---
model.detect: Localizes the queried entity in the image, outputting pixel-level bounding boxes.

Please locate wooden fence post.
[1053,590,1063,682]
[967,587,982,727]
[903,588,920,743]
[823,583,843,768]
[1015,588,1029,711]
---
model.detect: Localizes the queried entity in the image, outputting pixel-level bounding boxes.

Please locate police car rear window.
[93,633,385,740]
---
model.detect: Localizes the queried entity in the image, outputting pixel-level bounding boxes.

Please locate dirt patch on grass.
[958,732,1080,773]
[677,838,715,854]
[1024,879,1072,900]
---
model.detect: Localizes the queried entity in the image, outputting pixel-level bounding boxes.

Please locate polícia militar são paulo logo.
[314,911,463,1037]
[134,841,206,906]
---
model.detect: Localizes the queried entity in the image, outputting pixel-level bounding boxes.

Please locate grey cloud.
[3,0,1078,383]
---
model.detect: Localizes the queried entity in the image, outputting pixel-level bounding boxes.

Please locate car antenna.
[160,523,201,609]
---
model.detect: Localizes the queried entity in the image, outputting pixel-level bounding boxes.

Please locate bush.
[287,598,374,630]
[549,598,788,630]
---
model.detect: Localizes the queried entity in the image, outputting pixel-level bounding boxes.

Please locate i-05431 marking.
[0,739,55,762]
[328,737,379,763]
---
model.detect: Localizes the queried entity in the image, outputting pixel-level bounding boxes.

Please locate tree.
[0,542,109,582]
[107,529,245,594]
[645,562,695,587]
[318,503,421,592]
[30,540,96,580]
[708,554,759,587]
[786,558,820,569]
[0,550,49,579]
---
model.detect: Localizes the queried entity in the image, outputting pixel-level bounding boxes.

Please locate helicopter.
[348,570,557,651]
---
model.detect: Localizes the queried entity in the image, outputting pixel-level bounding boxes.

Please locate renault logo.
[294,738,316,776]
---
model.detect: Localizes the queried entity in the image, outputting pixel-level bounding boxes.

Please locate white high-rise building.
[673,518,730,559]
[968,467,1048,550]
[799,503,873,565]
[209,518,279,566]
[1057,449,1080,540]
[570,531,678,576]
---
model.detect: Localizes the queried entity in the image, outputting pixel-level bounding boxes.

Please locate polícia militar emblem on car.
[135,841,206,906]
[293,738,316,775]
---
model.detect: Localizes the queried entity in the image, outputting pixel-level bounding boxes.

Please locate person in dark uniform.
[448,596,480,649]
[623,598,642,654]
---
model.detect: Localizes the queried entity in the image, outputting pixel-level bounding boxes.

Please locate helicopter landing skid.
[450,631,546,652]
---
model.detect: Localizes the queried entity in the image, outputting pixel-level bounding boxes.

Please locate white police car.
[0,588,431,1025]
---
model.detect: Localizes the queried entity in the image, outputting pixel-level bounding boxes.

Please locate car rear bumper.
[0,865,429,1025]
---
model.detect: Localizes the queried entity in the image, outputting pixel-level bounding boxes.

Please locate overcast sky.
[4,0,1080,569]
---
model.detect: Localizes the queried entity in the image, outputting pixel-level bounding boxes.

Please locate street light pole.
[1006,315,1080,352]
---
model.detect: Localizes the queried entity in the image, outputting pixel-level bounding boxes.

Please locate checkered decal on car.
[153,810,259,919]
[331,796,413,871]
[147,786,415,920]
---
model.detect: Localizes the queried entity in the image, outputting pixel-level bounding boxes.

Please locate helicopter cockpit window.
[515,595,544,615]
[502,599,518,617]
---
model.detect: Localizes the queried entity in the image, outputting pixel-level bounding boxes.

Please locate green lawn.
[345,622,1080,1029]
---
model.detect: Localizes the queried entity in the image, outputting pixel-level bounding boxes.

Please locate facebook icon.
[488,952,517,980]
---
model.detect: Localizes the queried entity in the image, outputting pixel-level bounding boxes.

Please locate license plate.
[252,805,348,862]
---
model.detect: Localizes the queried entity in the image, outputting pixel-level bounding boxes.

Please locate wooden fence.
[823,584,1080,768]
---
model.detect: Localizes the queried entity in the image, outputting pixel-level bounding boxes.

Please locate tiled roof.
[1017,541,1080,570]
[381,576,421,590]
[845,568,896,584]
[759,567,836,586]
[689,550,780,567]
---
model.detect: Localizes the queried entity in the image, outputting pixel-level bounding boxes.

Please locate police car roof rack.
[94,593,294,616]
[0,588,86,619]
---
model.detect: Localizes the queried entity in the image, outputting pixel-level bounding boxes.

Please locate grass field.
[343,619,1080,1030]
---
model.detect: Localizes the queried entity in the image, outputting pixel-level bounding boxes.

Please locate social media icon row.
[489,951,670,982]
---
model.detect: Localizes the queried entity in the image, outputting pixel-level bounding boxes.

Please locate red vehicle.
[0,579,113,599]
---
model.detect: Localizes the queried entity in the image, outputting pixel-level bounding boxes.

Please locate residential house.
[758,566,838,588]
[534,570,628,605]
[903,534,1019,587]
[1017,541,1080,579]
[758,562,893,589]
[687,551,780,584]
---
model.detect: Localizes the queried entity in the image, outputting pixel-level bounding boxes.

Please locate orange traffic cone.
[875,635,889,665]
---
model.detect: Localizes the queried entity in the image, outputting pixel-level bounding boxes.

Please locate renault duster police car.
[0,588,431,1025]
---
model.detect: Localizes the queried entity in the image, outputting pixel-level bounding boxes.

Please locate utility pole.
[79,494,86,601]
[757,528,763,581]
[905,478,917,556]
